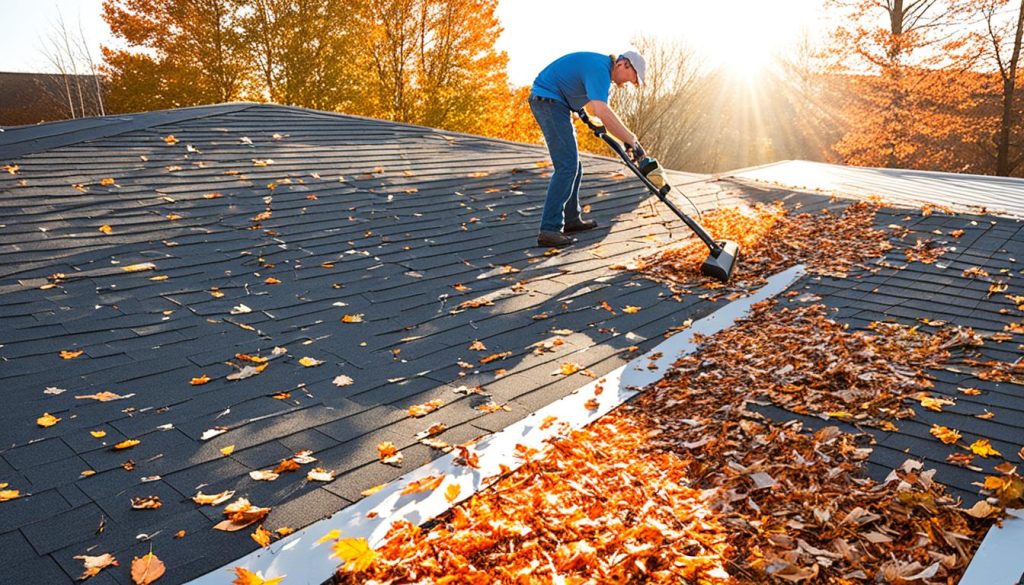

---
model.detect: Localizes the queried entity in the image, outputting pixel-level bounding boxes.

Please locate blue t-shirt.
[531,52,613,110]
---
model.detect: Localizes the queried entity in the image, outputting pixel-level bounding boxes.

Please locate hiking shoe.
[537,231,575,247]
[564,218,598,233]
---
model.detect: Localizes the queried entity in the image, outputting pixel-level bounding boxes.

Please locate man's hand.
[627,141,646,164]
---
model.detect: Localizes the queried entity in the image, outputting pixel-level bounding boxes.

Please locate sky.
[0,0,827,84]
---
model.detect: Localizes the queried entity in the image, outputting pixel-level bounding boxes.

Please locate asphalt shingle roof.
[1,103,1022,583]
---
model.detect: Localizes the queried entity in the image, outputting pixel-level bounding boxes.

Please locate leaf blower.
[577,108,739,283]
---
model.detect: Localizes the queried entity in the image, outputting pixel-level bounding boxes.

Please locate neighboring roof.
[0,72,104,127]
[729,159,1024,216]
[1,106,1022,584]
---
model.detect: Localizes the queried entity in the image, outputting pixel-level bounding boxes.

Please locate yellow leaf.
[916,393,955,412]
[90,430,107,438]
[166,213,182,221]
[130,553,165,585]
[99,224,113,234]
[251,525,273,548]
[60,349,84,359]
[113,439,141,450]
[37,413,60,427]
[100,177,115,186]
[316,529,342,545]
[0,489,21,501]
[191,374,211,385]
[970,438,1002,458]
[360,484,385,497]
[163,135,179,145]
[929,425,961,444]
[220,445,235,456]
[298,357,323,367]
[231,567,284,585]
[341,314,364,323]
[622,305,642,313]
[444,483,461,503]
[560,362,581,376]
[122,262,156,273]
[332,537,377,572]
[264,277,281,285]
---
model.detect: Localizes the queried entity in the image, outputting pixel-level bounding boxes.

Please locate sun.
[657,0,820,77]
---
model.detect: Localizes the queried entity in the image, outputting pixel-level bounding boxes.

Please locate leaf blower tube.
[577,108,739,283]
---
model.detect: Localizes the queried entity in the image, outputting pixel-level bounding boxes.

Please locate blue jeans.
[530,97,583,233]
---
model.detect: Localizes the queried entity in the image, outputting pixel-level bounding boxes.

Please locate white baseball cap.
[620,50,647,85]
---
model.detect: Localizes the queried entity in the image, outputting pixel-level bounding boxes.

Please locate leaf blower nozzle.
[637,157,667,189]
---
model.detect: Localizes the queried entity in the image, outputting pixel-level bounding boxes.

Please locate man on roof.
[529,50,647,248]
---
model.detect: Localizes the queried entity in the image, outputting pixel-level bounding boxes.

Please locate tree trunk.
[997,0,1024,176]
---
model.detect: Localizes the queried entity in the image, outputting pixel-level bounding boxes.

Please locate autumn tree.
[239,0,358,109]
[348,0,511,135]
[102,0,252,111]
[826,0,977,169]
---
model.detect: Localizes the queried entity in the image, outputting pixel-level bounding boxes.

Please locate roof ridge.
[0,102,260,159]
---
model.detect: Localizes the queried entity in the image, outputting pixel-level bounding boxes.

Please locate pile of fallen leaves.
[635,201,893,292]
[333,301,1021,584]
[679,301,983,431]
[337,416,735,583]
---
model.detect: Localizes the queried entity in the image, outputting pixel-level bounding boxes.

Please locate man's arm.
[584,100,637,147]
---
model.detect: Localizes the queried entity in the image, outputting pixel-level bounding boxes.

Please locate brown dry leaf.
[99,224,113,234]
[251,525,273,548]
[60,349,84,359]
[965,500,1000,518]
[400,474,444,495]
[75,553,118,580]
[360,485,385,497]
[333,375,354,387]
[248,469,278,482]
[100,177,115,186]
[307,467,335,482]
[341,314,364,323]
[454,444,480,469]
[130,496,162,510]
[76,391,127,402]
[37,413,60,428]
[231,567,284,585]
[408,399,444,417]
[479,352,512,364]
[163,135,179,145]
[113,439,141,450]
[193,490,235,506]
[215,498,271,531]
[378,441,403,465]
[90,430,106,438]
[477,402,510,413]
[958,387,983,396]
[191,374,211,385]
[468,340,487,351]
[273,458,301,474]
[130,553,165,585]
[174,530,186,538]
[452,283,471,292]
